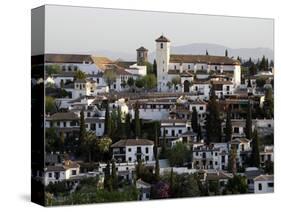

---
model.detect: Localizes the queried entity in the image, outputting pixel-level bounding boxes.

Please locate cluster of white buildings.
[41,35,274,196]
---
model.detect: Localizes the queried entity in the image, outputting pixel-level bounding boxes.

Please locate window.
[145,156,149,161]
[160,43,163,49]
[128,148,131,152]
[201,65,204,70]
[98,123,101,128]
[268,182,274,187]
[222,155,225,163]
[215,152,218,156]
[199,106,204,111]
[63,122,66,127]
[145,147,149,154]
[48,173,52,178]
[179,129,182,134]
[258,183,262,191]
[196,152,198,156]
[188,65,190,69]
[234,127,239,133]
[57,121,60,127]
[72,170,77,175]
[87,112,91,117]
[174,65,176,70]
[215,66,217,70]
[128,157,132,162]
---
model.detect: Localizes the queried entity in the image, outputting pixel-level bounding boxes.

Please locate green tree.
[46,64,61,76]
[79,110,86,144]
[197,124,202,142]
[104,101,111,136]
[153,59,157,76]
[173,174,201,197]
[256,77,266,88]
[249,64,257,75]
[127,77,135,88]
[224,175,247,194]
[264,161,274,174]
[263,87,274,118]
[225,49,228,57]
[45,96,57,114]
[191,107,198,133]
[124,113,131,138]
[167,143,192,167]
[74,70,86,80]
[134,102,141,138]
[160,127,167,158]
[245,101,253,139]
[135,78,145,88]
[82,131,97,162]
[225,108,232,142]
[171,76,181,91]
[206,87,222,144]
[250,129,260,168]
[206,50,209,55]
[167,81,173,91]
[104,69,117,88]
[228,146,237,175]
[111,159,118,190]
[143,74,157,90]
[104,161,112,191]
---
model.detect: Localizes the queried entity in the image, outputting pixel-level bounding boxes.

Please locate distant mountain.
[148,43,274,62]
[76,43,273,62]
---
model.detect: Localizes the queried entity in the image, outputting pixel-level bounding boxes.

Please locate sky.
[43,5,274,56]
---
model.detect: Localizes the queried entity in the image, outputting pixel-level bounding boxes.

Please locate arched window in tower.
[160,43,163,49]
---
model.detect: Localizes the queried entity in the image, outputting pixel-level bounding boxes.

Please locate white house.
[260,145,274,167]
[136,179,151,201]
[229,138,251,167]
[254,175,274,194]
[111,139,154,163]
[160,119,192,142]
[44,160,80,185]
[192,143,228,170]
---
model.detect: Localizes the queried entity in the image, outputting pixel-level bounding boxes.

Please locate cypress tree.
[79,109,86,143]
[228,146,237,175]
[245,100,252,139]
[191,107,199,133]
[111,159,118,190]
[197,124,202,142]
[154,123,160,181]
[206,87,222,144]
[206,50,209,55]
[169,168,175,195]
[104,161,112,191]
[134,102,141,138]
[104,101,111,136]
[225,108,232,142]
[125,113,131,138]
[225,49,228,57]
[250,129,260,168]
[153,59,157,77]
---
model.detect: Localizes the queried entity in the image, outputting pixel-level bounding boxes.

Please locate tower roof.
[155,35,170,42]
[136,46,148,51]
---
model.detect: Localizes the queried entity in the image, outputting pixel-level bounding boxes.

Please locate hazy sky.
[44,5,274,55]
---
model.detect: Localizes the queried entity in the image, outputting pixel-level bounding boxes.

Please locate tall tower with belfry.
[155,35,170,92]
[136,46,148,65]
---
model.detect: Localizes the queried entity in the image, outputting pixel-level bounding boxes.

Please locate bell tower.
[155,35,170,92]
[136,46,148,65]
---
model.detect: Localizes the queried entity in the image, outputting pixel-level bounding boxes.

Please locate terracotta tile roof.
[211,80,233,85]
[206,171,233,181]
[136,46,148,51]
[115,61,136,69]
[170,54,240,65]
[155,35,170,42]
[91,56,113,70]
[46,112,79,121]
[111,139,154,148]
[45,54,93,64]
[254,175,273,181]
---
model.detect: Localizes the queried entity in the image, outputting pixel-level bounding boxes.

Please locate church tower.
[155,35,170,92]
[136,46,148,65]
